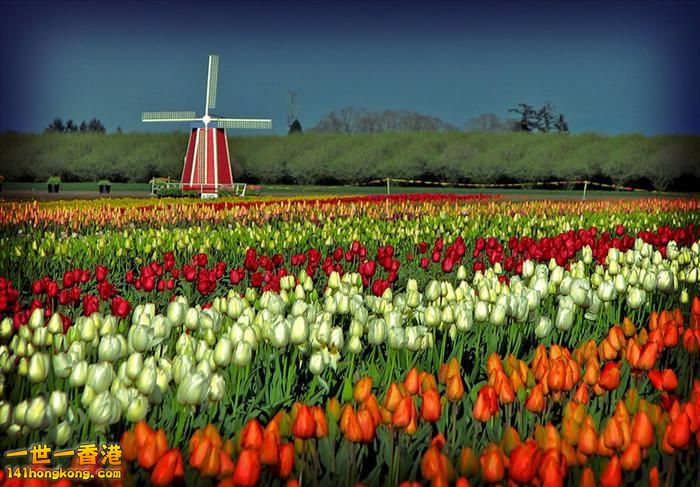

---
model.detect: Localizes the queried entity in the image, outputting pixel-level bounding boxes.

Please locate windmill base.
[181,127,234,194]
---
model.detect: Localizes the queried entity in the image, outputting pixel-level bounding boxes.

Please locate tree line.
[308,103,568,134]
[45,117,107,134]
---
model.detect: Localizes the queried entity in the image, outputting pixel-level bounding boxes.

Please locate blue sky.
[0,0,698,135]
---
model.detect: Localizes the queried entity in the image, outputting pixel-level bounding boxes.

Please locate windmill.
[142,54,271,197]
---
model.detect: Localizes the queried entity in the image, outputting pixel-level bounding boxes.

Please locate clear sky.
[0,0,698,135]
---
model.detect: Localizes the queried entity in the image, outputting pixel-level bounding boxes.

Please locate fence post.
[582,181,588,201]
[386,177,390,196]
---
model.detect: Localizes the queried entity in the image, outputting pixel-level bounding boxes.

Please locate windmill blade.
[206,54,219,111]
[142,111,197,122]
[217,119,272,129]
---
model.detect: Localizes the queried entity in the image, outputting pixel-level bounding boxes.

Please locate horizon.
[1,0,698,136]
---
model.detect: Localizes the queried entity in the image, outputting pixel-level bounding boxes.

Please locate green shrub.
[1,132,698,190]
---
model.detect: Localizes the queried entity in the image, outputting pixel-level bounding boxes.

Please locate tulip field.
[1,193,700,486]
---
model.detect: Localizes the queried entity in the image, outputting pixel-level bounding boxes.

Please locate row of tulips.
[2,199,698,296]
[5,195,698,232]
[3,299,696,485]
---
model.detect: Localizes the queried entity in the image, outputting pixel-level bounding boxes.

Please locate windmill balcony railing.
[149,177,246,198]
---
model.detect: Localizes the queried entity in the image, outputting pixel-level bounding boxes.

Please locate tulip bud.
[656,269,673,293]
[51,421,72,447]
[177,372,209,405]
[98,335,122,363]
[308,352,325,375]
[368,318,387,345]
[344,335,360,354]
[0,401,12,431]
[475,301,489,322]
[626,287,646,309]
[52,352,73,379]
[556,296,575,331]
[290,316,309,345]
[24,396,48,430]
[425,280,440,302]
[46,313,63,335]
[136,365,157,396]
[535,316,553,338]
[88,391,121,427]
[490,304,506,326]
[126,394,149,422]
[387,326,405,350]
[233,342,252,367]
[86,362,114,394]
[29,308,45,330]
[597,281,617,302]
[80,318,97,342]
[28,352,50,383]
[69,360,88,387]
[49,391,68,418]
[580,245,592,264]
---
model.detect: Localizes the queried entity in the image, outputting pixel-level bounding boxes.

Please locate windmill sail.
[216,119,272,129]
[142,111,197,122]
[206,55,219,111]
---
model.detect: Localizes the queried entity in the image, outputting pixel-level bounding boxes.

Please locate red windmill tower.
[142,55,272,197]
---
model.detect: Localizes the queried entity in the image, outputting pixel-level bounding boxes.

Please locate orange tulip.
[682,329,700,353]
[603,417,624,450]
[583,358,600,386]
[292,404,316,440]
[342,409,362,443]
[479,444,504,484]
[120,430,137,462]
[356,409,376,443]
[384,383,404,412]
[233,449,260,487]
[599,456,622,487]
[420,372,438,394]
[276,443,294,478]
[421,446,444,481]
[446,374,465,402]
[636,342,659,370]
[204,423,223,448]
[547,359,566,392]
[666,412,691,449]
[189,436,212,470]
[138,439,160,470]
[580,466,596,487]
[259,430,280,465]
[421,389,442,423]
[327,397,341,423]
[312,406,328,438]
[573,383,589,405]
[508,439,539,484]
[649,466,660,487]
[202,446,222,478]
[619,441,641,471]
[501,426,521,455]
[577,423,598,456]
[241,419,264,450]
[404,367,421,395]
[354,377,373,403]
[455,477,471,487]
[134,420,154,450]
[630,411,655,448]
[219,450,236,478]
[525,384,545,413]
[598,362,621,391]
[363,394,383,426]
[392,396,416,429]
[151,449,183,487]
[457,447,479,478]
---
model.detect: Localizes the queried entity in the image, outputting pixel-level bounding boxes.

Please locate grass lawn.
[1,181,694,200]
